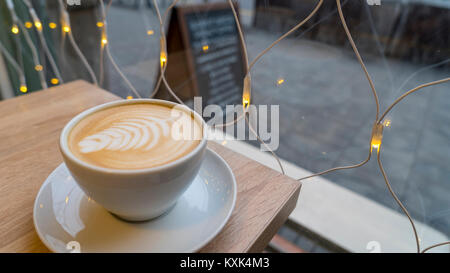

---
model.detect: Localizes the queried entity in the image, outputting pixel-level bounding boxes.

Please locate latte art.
[68,103,202,170]
[78,116,172,153]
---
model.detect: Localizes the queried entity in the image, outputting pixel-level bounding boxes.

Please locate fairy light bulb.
[371,123,384,152]
[160,52,167,68]
[49,22,57,29]
[34,20,42,31]
[147,30,154,35]
[20,85,28,93]
[96,22,104,28]
[202,45,209,52]
[101,28,108,48]
[277,77,285,85]
[383,119,391,127]
[35,64,43,71]
[25,21,33,28]
[160,38,167,68]
[126,96,133,100]
[61,10,71,34]
[11,24,19,34]
[51,78,59,85]
[160,51,167,66]
[242,74,251,110]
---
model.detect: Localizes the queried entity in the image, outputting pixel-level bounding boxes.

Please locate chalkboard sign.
[155,2,247,110]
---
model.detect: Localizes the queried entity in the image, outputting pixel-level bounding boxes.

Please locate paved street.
[105,3,450,239]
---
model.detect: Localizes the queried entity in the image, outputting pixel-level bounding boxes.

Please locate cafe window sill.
[210,130,449,253]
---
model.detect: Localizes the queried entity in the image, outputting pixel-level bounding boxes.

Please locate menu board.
[156,3,247,109]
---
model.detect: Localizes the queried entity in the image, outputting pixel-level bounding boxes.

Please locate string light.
[370,123,383,153]
[5,0,47,89]
[5,0,27,94]
[1,0,447,253]
[160,38,167,68]
[99,0,141,98]
[0,40,27,94]
[126,96,133,100]
[34,21,42,31]
[242,74,251,110]
[20,85,28,93]
[101,37,108,46]
[11,24,19,34]
[147,29,154,35]
[299,0,376,182]
[277,77,285,85]
[214,0,323,137]
[298,0,450,253]
[49,22,57,29]
[23,0,64,84]
[57,0,98,86]
[226,0,288,174]
[100,23,108,48]
[149,0,182,102]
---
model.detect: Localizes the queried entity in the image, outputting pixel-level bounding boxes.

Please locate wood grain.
[0,80,301,253]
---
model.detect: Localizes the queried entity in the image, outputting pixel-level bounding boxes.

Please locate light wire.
[23,0,64,84]
[58,0,98,86]
[152,0,183,104]
[377,147,420,253]
[378,77,450,123]
[5,0,450,253]
[99,0,141,98]
[6,0,47,89]
[0,40,26,88]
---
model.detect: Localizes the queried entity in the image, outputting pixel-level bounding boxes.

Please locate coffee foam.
[68,103,202,170]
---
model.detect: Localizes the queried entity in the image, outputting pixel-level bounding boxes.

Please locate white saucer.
[33,149,236,253]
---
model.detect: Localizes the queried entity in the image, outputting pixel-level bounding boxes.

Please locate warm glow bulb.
[25,22,33,28]
[101,30,108,47]
[243,97,250,108]
[20,85,28,93]
[277,77,285,85]
[51,78,59,85]
[371,123,384,152]
[126,96,133,100]
[147,30,154,35]
[97,22,104,28]
[202,45,209,52]
[160,52,167,68]
[11,25,19,34]
[63,26,71,33]
[35,64,43,71]
[49,22,57,29]
[160,38,167,68]
[34,21,42,30]
[242,74,251,110]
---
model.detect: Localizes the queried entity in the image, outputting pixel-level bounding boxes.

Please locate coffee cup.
[59,99,207,221]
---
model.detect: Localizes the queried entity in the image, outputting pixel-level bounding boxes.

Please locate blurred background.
[0,0,449,252]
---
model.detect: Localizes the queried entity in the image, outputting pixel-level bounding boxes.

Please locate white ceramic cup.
[59,99,207,221]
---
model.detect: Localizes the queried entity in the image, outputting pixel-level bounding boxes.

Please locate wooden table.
[0,81,301,253]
